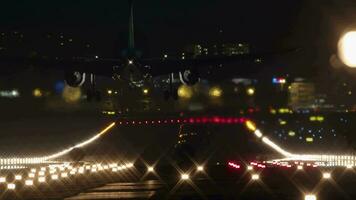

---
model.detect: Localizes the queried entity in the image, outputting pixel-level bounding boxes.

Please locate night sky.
[0,0,304,52]
[0,0,356,90]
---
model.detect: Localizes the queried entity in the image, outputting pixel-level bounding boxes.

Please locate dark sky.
[1,0,356,83]
[1,0,355,51]
[0,0,304,52]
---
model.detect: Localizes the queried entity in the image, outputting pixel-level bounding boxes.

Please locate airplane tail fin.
[128,0,135,53]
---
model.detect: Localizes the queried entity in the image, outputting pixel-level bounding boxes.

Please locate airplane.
[0,0,301,101]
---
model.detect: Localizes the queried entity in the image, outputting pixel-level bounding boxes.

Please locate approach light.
[143,88,149,95]
[128,60,133,65]
[297,165,303,170]
[181,173,190,180]
[247,166,253,171]
[0,177,6,183]
[338,31,356,68]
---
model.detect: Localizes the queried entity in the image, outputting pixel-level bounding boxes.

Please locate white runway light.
[25,180,33,186]
[323,172,331,179]
[51,174,59,180]
[305,194,317,200]
[7,183,16,190]
[38,177,46,183]
[251,174,260,180]
[15,175,22,180]
[197,166,204,172]
[181,173,190,180]
[148,167,154,172]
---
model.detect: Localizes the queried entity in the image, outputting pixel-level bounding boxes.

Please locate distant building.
[289,81,316,110]
[182,43,250,58]
[220,43,250,56]
[183,44,203,58]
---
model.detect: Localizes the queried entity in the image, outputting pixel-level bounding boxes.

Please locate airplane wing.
[0,56,121,77]
[141,48,301,77]
[0,48,301,79]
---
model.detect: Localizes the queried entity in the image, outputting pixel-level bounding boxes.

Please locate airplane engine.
[179,70,199,86]
[64,71,86,87]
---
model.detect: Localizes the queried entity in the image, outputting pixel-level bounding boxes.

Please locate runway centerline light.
[305,194,317,200]
[181,173,190,180]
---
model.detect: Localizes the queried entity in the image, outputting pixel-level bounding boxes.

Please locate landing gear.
[86,74,102,102]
